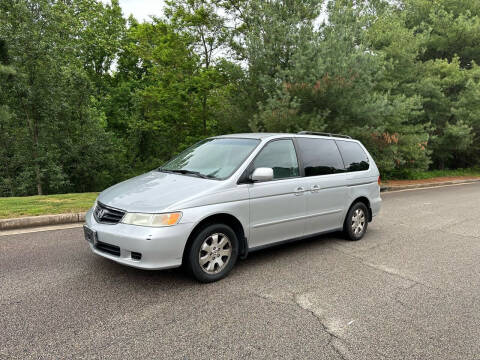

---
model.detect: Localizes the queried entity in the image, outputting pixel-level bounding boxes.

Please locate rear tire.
[186,224,238,283]
[344,202,369,241]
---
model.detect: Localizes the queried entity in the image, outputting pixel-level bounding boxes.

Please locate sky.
[111,0,165,22]
[108,0,328,25]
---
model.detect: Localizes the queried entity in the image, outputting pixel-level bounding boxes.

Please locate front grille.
[94,202,125,224]
[95,240,121,256]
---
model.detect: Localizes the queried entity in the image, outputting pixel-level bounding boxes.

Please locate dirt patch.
[383,176,480,187]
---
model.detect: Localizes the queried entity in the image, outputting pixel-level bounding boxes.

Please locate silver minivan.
[84,132,381,282]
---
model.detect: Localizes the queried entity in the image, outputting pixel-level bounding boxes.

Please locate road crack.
[253,291,351,359]
[293,293,351,360]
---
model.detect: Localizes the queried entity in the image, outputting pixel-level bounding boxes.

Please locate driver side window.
[252,139,299,180]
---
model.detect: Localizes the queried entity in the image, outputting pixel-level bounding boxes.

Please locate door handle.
[294,186,305,195]
[311,184,321,192]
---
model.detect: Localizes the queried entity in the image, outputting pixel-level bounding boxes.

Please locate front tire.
[344,202,369,241]
[187,224,239,283]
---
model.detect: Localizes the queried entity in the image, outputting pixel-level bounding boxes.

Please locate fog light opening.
[131,252,142,260]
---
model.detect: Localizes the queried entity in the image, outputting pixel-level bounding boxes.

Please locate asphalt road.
[1,183,480,360]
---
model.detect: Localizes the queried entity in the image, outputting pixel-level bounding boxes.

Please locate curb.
[380,178,480,192]
[0,212,86,231]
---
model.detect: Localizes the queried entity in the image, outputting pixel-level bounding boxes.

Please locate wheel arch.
[346,196,372,223]
[182,213,248,265]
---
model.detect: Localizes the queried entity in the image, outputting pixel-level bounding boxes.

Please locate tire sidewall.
[345,202,369,241]
[187,223,239,283]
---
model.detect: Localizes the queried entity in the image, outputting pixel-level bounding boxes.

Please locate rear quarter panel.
[344,142,381,219]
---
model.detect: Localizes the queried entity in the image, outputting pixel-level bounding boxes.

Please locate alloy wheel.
[198,233,232,274]
[351,208,366,236]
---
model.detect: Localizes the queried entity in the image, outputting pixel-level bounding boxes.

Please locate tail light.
[378,175,381,186]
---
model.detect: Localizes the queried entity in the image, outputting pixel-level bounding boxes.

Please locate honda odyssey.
[84,132,381,282]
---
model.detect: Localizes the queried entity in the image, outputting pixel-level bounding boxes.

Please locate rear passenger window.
[297,138,345,176]
[336,140,369,172]
[252,139,300,179]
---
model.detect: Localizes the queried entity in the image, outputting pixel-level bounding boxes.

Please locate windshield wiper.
[160,169,215,179]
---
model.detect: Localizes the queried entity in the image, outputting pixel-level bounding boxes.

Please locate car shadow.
[86,231,346,287]
[238,231,345,265]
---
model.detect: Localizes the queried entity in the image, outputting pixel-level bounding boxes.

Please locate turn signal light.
[162,212,182,226]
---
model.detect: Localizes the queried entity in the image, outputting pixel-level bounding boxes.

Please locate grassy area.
[0,193,98,219]
[392,168,480,180]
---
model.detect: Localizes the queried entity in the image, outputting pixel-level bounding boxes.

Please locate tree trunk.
[32,115,42,195]
[23,102,43,195]
[202,95,207,135]
[35,163,43,195]
[439,158,445,170]
[200,29,209,135]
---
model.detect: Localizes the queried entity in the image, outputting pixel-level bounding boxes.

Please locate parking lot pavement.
[1,182,480,359]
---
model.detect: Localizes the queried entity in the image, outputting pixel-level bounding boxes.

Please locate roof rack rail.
[297,131,352,139]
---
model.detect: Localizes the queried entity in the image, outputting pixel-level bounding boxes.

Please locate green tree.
[0,39,17,195]
[109,20,206,171]
[368,0,480,169]
[2,0,480,197]
[165,0,233,134]
[232,0,322,103]
[0,0,123,195]
[104,2,245,174]
[247,0,430,176]
[403,0,480,68]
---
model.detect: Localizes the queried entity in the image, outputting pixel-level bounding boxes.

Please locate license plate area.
[83,225,97,245]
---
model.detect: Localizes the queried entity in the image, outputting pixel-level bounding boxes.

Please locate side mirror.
[251,167,274,182]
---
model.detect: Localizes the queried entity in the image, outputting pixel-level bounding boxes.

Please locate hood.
[98,171,220,213]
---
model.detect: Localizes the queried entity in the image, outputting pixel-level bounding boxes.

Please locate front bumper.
[84,208,193,270]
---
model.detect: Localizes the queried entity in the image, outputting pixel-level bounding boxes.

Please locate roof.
[214,133,285,140]
[215,132,356,141]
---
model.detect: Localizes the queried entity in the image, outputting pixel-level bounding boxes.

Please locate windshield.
[160,138,260,179]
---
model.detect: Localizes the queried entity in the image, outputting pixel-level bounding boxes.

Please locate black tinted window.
[297,138,345,176]
[336,140,369,172]
[252,139,299,179]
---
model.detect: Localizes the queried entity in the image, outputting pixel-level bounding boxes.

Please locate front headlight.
[121,212,182,227]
